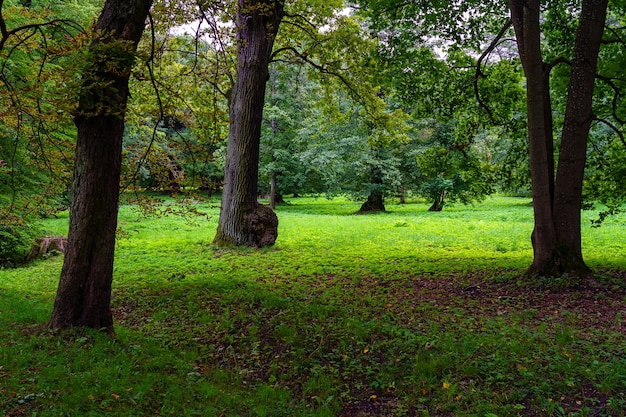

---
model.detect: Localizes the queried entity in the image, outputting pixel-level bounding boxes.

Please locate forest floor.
[2,196,626,416]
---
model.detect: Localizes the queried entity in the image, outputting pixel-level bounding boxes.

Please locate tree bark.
[509,0,559,275]
[214,0,282,247]
[48,0,151,333]
[552,0,607,274]
[509,0,607,278]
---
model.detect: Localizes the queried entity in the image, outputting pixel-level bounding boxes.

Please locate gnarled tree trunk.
[428,189,445,212]
[509,0,607,278]
[214,0,283,247]
[48,0,152,333]
[358,189,385,213]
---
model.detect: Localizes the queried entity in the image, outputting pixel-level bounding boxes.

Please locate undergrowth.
[1,195,625,416]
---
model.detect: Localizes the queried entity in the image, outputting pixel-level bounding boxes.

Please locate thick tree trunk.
[509,0,607,278]
[358,189,385,213]
[428,189,445,212]
[48,0,151,333]
[552,0,607,275]
[214,0,282,247]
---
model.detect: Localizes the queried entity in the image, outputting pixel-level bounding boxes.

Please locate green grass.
[1,195,626,416]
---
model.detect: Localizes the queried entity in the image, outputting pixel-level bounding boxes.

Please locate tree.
[415,122,494,212]
[508,0,608,277]
[49,0,152,332]
[213,0,283,247]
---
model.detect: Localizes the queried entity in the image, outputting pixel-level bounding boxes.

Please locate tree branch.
[595,73,626,125]
[593,117,626,148]
[603,25,626,45]
[474,17,512,123]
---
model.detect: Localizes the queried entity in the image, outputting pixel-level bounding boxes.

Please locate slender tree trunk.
[214,0,283,247]
[398,185,406,204]
[270,170,277,210]
[509,0,607,278]
[48,0,151,333]
[510,0,558,275]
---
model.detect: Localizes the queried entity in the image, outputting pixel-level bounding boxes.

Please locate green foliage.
[0,0,100,249]
[0,211,36,265]
[1,196,626,415]
[584,126,626,225]
[123,32,232,193]
[415,122,494,210]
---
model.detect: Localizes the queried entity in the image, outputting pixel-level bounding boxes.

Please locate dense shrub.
[0,212,36,266]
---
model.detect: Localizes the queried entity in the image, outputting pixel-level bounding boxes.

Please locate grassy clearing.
[1,196,625,416]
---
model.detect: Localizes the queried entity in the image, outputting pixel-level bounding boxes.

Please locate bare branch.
[593,117,626,148]
[121,12,164,195]
[270,45,381,121]
[474,18,512,123]
[603,25,626,45]
[595,73,625,125]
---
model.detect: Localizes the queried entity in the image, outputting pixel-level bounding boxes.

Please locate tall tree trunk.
[552,0,607,274]
[214,0,282,247]
[509,0,607,278]
[269,171,284,209]
[48,0,151,333]
[510,0,558,275]
[268,117,281,210]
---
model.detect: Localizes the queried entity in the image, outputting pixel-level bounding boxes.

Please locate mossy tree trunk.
[214,0,283,247]
[48,0,151,333]
[509,0,607,278]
